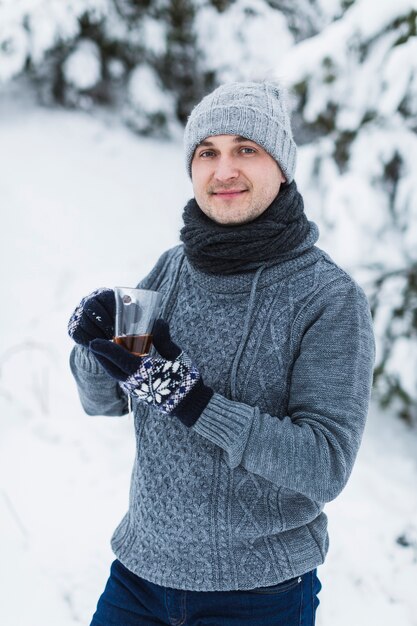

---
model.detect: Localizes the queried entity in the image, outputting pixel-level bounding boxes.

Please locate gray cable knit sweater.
[70,226,375,591]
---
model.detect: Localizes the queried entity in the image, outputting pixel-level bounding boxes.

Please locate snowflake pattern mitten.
[89,319,214,427]
[68,288,115,347]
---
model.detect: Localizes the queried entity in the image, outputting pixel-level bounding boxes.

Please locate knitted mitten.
[90,319,213,427]
[68,288,115,347]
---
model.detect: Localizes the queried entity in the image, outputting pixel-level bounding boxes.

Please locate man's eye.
[199,150,215,158]
[240,147,256,154]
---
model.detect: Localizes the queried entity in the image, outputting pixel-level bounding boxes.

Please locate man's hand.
[68,288,115,348]
[90,319,213,427]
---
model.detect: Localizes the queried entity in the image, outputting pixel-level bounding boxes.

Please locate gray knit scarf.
[180,181,310,275]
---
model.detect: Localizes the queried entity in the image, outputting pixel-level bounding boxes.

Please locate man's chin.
[209,213,254,226]
[199,200,256,226]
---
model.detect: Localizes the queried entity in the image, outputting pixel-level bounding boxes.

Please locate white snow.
[378,37,417,117]
[128,64,171,114]
[63,39,102,91]
[196,0,293,84]
[0,91,416,626]
[0,22,28,82]
[0,0,108,82]
[141,16,167,57]
[125,63,180,136]
[282,0,417,81]
[280,0,417,133]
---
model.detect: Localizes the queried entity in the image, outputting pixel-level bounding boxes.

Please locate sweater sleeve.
[70,345,129,416]
[69,245,184,417]
[192,279,375,503]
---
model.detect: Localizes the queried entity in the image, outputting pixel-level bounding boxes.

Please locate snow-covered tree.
[0,1,106,81]
[283,0,417,422]
[0,0,297,130]
[195,0,293,84]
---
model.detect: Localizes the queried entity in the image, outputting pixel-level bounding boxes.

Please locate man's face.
[191,134,286,226]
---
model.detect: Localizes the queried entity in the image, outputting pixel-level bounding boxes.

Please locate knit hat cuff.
[184,106,297,183]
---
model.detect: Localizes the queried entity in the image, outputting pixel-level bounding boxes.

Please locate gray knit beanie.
[184,81,297,182]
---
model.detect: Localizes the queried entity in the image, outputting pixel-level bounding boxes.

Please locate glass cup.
[113,287,162,356]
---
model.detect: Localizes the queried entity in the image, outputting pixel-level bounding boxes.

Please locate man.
[69,81,375,625]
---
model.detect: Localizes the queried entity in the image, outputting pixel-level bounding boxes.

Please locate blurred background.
[0,1,416,624]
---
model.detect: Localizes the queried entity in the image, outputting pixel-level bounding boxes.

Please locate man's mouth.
[212,189,248,198]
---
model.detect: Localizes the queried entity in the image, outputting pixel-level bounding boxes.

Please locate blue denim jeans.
[90,560,321,625]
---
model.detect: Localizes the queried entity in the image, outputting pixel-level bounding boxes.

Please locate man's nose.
[213,156,239,181]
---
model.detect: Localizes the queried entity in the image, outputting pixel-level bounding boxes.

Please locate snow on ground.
[0,91,416,626]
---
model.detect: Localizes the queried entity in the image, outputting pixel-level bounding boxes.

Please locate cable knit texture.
[70,241,375,591]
